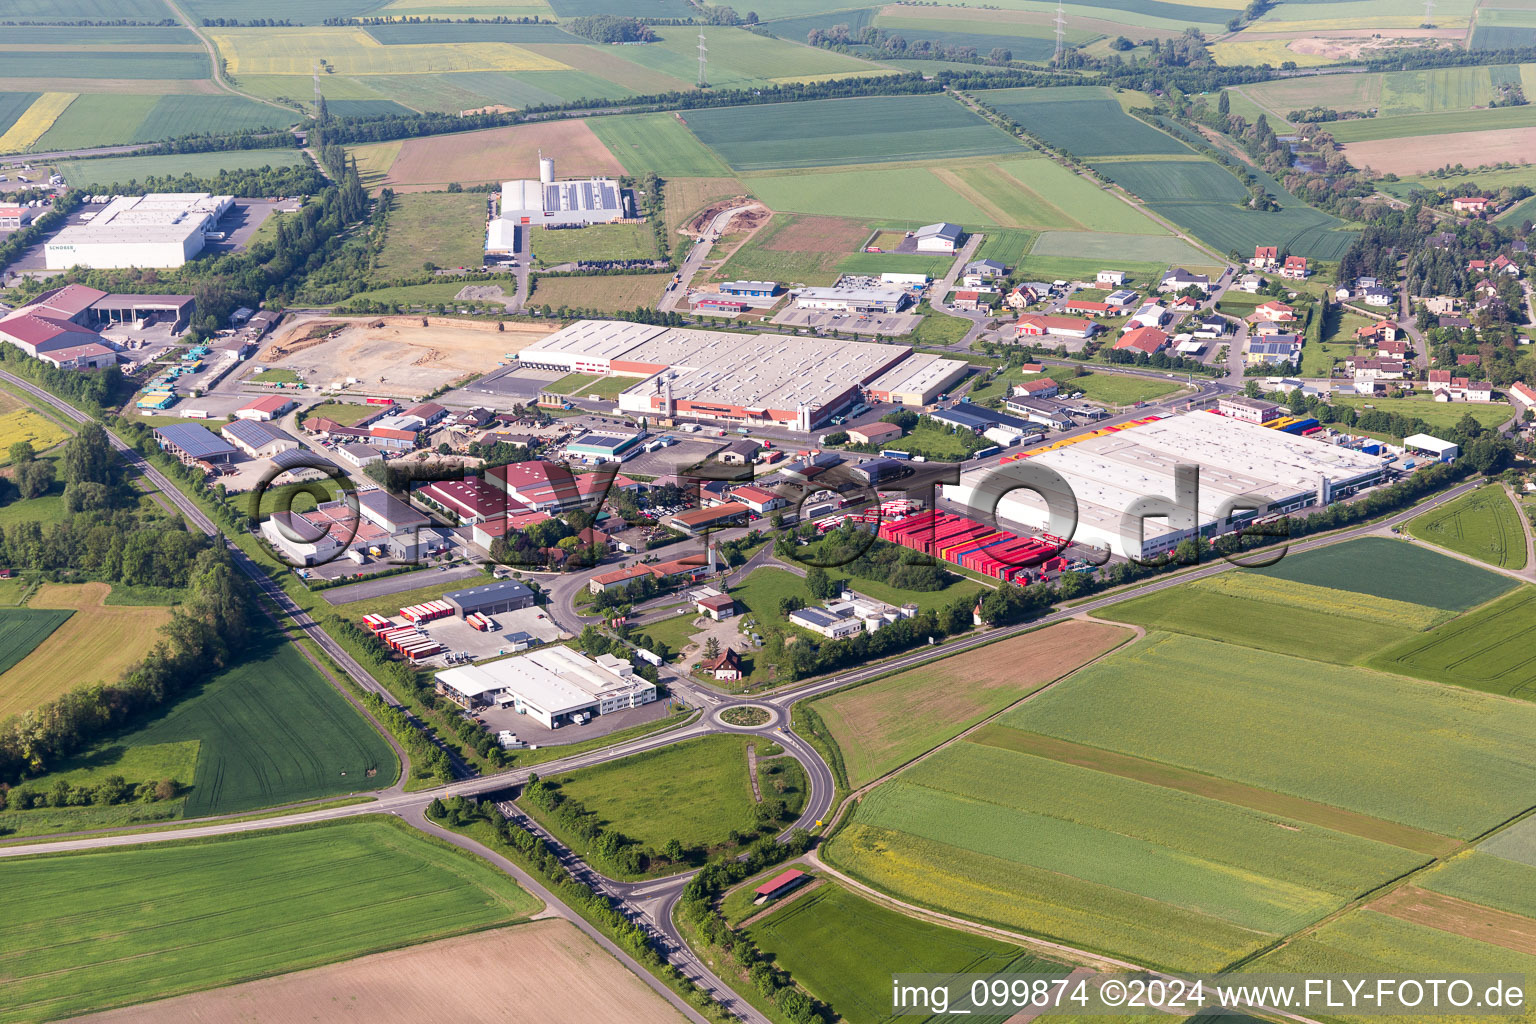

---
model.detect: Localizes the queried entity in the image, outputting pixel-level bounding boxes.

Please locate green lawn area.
[520,733,770,877]
[245,479,343,522]
[632,610,703,659]
[1299,339,1354,378]
[0,574,30,606]
[1330,396,1512,437]
[530,222,658,266]
[546,372,634,400]
[373,191,489,279]
[1406,485,1527,569]
[912,305,974,347]
[892,419,990,460]
[0,818,537,1023]
[301,401,377,426]
[747,882,1063,1024]
[1062,371,1187,406]
[247,368,301,385]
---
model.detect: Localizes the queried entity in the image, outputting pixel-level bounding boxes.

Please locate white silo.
[539,157,555,184]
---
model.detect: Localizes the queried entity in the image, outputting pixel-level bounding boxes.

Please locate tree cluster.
[566,15,655,43]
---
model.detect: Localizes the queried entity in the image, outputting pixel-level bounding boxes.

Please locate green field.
[80,633,400,818]
[521,733,773,874]
[1148,193,1358,260]
[1407,485,1527,569]
[973,227,1037,266]
[1028,229,1218,266]
[1369,587,1536,701]
[546,372,633,400]
[1000,631,1536,838]
[684,94,1025,172]
[747,165,990,225]
[1091,158,1246,204]
[531,222,658,265]
[1481,814,1536,869]
[301,401,376,426]
[630,25,884,89]
[58,148,308,188]
[1328,104,1536,143]
[1421,851,1536,919]
[588,111,732,178]
[1331,395,1513,436]
[0,92,39,139]
[1100,571,1433,663]
[980,86,1193,158]
[1253,536,1516,611]
[374,191,489,278]
[0,818,538,1023]
[748,883,1064,1024]
[34,93,295,151]
[0,607,71,678]
[1059,371,1188,405]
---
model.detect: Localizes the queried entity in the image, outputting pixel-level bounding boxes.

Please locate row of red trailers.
[401,599,453,624]
[466,612,497,632]
[878,510,1069,585]
[364,614,445,661]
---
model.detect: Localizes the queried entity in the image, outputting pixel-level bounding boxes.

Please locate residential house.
[1250,300,1297,324]
[1439,315,1474,329]
[963,258,1007,278]
[1114,326,1169,355]
[1362,285,1394,307]
[1236,274,1265,293]
[1012,377,1060,399]
[701,647,743,681]
[1456,353,1481,367]
[1493,254,1521,278]
[1452,196,1490,214]
[951,290,988,312]
[1064,298,1112,317]
[1004,284,1040,310]
[1510,381,1536,407]
[1190,313,1230,339]
[1425,295,1460,315]
[1158,267,1211,293]
[1125,302,1169,330]
[1249,245,1279,269]
[1246,336,1303,367]
[1104,289,1139,309]
[1354,320,1401,345]
[1282,255,1309,280]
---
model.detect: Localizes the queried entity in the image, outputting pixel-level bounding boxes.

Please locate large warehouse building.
[46,193,232,269]
[946,413,1388,561]
[864,352,969,407]
[434,645,656,726]
[485,156,630,253]
[517,320,911,431]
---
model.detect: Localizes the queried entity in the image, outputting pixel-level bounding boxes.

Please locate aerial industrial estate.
[6,3,1536,1024]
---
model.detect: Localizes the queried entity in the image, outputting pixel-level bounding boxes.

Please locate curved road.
[0,371,1488,1023]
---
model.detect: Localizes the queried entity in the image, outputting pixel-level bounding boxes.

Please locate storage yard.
[259,317,556,399]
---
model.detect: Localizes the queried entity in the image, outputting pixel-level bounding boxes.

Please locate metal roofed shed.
[1403,433,1459,462]
[154,423,237,464]
[753,868,810,903]
[444,579,535,617]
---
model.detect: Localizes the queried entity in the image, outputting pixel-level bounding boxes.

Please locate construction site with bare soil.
[255,316,558,400]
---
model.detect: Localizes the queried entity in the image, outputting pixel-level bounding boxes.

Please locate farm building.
[485,156,629,252]
[947,412,1388,561]
[754,869,810,904]
[444,579,535,618]
[863,353,968,407]
[154,423,236,465]
[236,395,295,421]
[46,193,233,269]
[914,222,962,253]
[519,320,912,431]
[221,419,300,459]
[434,645,656,726]
[794,285,908,314]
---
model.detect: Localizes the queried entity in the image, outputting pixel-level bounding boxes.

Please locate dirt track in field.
[69,921,688,1024]
[1373,887,1536,955]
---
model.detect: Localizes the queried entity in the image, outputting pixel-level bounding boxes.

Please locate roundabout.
[712,703,781,730]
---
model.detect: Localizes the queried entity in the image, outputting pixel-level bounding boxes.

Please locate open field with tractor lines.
[1407,485,1527,569]
[808,619,1131,788]
[589,112,733,178]
[0,818,539,1024]
[1252,536,1517,610]
[747,882,1064,1024]
[683,94,1027,171]
[1099,572,1440,664]
[978,86,1194,157]
[1369,587,1536,701]
[352,119,623,192]
[999,631,1536,839]
[0,607,73,718]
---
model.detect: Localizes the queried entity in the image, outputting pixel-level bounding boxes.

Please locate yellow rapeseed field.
[0,92,77,154]
[212,28,566,76]
[0,409,70,459]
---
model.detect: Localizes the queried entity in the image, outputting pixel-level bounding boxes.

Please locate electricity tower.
[698,31,708,88]
[1053,3,1067,65]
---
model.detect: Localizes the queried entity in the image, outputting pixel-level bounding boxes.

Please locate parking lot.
[463,364,566,401]
[474,693,673,749]
[620,437,735,479]
[769,307,921,336]
[420,607,565,661]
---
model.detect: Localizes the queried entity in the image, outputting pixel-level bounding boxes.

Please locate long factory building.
[945,412,1389,561]
[516,320,916,430]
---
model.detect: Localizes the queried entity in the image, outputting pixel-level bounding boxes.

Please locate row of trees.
[64,161,324,201]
